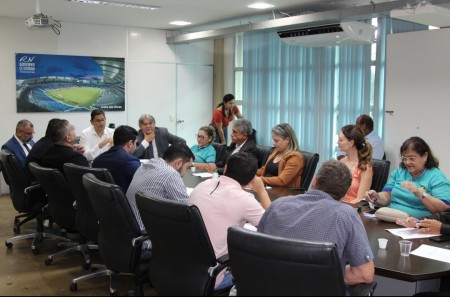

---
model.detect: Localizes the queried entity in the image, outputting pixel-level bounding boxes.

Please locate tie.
[23,142,31,154]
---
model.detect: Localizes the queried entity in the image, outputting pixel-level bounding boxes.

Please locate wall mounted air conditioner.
[277,21,376,47]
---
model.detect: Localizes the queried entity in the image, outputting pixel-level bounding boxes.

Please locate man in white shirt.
[356,114,385,160]
[79,109,114,162]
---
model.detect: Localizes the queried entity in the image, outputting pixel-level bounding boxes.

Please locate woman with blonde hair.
[257,123,304,188]
[338,124,373,203]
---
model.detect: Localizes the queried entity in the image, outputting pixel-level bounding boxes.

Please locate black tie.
[23,142,31,153]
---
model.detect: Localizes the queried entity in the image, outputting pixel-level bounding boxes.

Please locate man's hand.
[99,138,113,149]
[73,144,85,155]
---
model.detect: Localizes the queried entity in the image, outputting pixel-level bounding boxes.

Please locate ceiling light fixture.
[248,2,275,10]
[170,21,192,26]
[67,0,160,10]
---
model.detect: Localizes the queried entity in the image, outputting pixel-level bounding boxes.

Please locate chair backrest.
[370,159,391,192]
[28,162,76,230]
[300,150,320,190]
[136,192,218,296]
[0,150,32,212]
[82,173,144,273]
[227,227,347,296]
[63,163,115,243]
[255,145,274,168]
[211,142,227,168]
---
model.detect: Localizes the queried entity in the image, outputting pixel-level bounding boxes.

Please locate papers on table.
[244,223,257,231]
[386,228,439,240]
[411,244,450,264]
[192,172,214,178]
[186,187,194,196]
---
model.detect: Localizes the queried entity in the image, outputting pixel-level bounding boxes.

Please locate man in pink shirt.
[189,152,271,291]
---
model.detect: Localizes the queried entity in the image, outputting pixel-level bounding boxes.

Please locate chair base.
[45,243,98,268]
[5,231,70,255]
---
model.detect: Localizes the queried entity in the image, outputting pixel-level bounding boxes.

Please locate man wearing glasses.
[80,109,115,162]
[1,119,35,168]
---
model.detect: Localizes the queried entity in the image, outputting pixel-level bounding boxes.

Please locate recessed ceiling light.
[248,2,275,9]
[170,21,192,26]
[67,0,160,10]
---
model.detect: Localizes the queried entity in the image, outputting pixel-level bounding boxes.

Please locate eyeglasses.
[401,156,418,163]
[195,134,205,140]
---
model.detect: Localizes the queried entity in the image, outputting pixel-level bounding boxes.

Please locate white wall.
[0,17,213,194]
[385,28,450,177]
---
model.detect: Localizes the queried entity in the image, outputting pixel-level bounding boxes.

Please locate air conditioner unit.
[277,21,376,47]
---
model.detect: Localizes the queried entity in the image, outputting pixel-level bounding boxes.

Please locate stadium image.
[16,54,125,112]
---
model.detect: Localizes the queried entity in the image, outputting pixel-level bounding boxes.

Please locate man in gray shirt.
[258,160,374,286]
[126,143,194,232]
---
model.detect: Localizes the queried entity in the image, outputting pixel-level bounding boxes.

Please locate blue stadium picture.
[16,53,125,112]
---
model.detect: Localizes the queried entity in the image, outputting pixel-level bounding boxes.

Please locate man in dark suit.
[39,119,89,175]
[226,118,257,161]
[93,125,141,193]
[133,114,186,160]
[1,119,35,169]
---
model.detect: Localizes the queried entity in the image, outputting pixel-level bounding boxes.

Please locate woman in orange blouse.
[257,123,304,188]
[211,94,243,145]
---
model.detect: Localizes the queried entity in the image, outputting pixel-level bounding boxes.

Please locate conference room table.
[183,172,450,295]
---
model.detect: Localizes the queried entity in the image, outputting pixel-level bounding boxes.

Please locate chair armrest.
[24,182,42,194]
[351,282,377,296]
[132,233,150,247]
[208,253,230,278]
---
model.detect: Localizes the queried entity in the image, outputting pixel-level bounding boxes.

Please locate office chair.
[211,142,227,168]
[227,227,377,296]
[136,192,230,296]
[28,162,91,266]
[82,173,150,296]
[299,150,320,191]
[63,163,117,290]
[1,150,67,254]
[255,145,274,168]
[370,159,391,192]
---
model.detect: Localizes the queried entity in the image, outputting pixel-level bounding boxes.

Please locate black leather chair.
[299,150,320,191]
[82,173,150,296]
[28,162,91,266]
[63,163,116,290]
[1,150,66,254]
[370,159,391,192]
[255,145,274,168]
[136,192,230,296]
[211,142,228,168]
[227,227,377,296]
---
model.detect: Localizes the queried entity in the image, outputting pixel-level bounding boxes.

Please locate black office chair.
[63,163,116,291]
[28,162,90,266]
[82,173,150,296]
[299,150,319,191]
[227,227,377,296]
[1,150,67,254]
[136,192,230,296]
[370,159,391,192]
[255,145,274,169]
[211,142,228,168]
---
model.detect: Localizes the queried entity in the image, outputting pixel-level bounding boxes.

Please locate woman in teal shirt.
[365,137,450,218]
[190,126,216,172]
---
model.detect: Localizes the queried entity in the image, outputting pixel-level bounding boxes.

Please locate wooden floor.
[0,194,156,296]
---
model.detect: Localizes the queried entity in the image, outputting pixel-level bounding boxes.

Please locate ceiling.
[0,0,398,31]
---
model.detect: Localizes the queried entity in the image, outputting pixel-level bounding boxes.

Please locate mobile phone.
[364,209,377,215]
[429,235,450,242]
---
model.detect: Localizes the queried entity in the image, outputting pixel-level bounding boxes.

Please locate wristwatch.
[420,190,429,199]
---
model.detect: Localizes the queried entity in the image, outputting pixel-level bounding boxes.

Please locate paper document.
[244,223,257,231]
[386,228,439,239]
[186,187,194,196]
[192,172,213,178]
[411,244,450,264]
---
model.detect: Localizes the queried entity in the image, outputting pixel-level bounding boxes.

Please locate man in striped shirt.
[126,143,195,233]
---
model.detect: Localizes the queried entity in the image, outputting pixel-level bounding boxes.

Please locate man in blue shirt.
[2,120,35,169]
[258,160,374,286]
[93,125,141,193]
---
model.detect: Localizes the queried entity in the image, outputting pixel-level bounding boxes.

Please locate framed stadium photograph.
[16,53,125,112]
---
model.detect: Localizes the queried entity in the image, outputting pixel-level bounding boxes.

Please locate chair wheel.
[14,218,20,225]
[5,242,13,249]
[110,293,117,296]
[70,283,77,292]
[13,226,20,234]
[83,262,91,270]
[45,258,52,265]
[32,248,40,255]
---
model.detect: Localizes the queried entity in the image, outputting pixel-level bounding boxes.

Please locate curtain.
[243,17,427,168]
